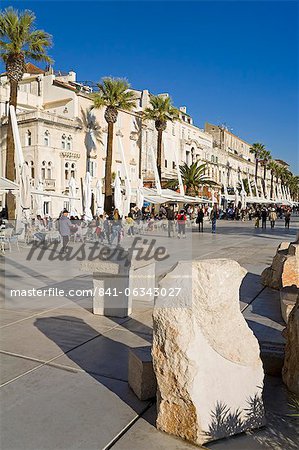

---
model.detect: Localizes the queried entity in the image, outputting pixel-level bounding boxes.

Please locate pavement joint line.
[241,285,268,313]
[102,400,155,450]
[0,349,130,382]
[0,300,86,328]
[0,316,138,388]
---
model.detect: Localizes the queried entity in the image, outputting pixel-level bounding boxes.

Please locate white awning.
[0,177,19,191]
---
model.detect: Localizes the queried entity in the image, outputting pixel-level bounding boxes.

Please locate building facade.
[0,64,287,217]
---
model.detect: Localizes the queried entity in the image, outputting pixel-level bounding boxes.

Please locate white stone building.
[0,64,284,217]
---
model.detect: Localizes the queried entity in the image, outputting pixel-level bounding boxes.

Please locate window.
[172,125,175,136]
[215,156,218,164]
[29,161,34,179]
[65,162,69,180]
[172,161,176,170]
[25,130,32,146]
[71,162,76,178]
[211,155,214,163]
[44,202,50,215]
[67,136,72,150]
[44,130,50,146]
[41,161,46,179]
[61,134,66,149]
[165,159,168,168]
[87,160,96,177]
[47,162,52,179]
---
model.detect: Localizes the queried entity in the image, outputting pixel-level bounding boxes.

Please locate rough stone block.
[128,346,156,401]
[152,259,265,446]
[282,296,299,395]
[281,256,299,289]
[280,285,299,323]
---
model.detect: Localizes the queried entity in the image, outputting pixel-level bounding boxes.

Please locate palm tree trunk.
[157,130,163,181]
[270,172,274,199]
[104,122,114,213]
[263,165,267,192]
[6,80,18,220]
[255,158,258,182]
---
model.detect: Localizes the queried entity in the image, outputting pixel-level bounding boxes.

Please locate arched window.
[25,130,32,146]
[67,136,72,150]
[70,162,76,178]
[47,162,52,179]
[41,161,46,179]
[44,130,50,146]
[29,161,34,179]
[61,134,66,149]
[65,162,70,180]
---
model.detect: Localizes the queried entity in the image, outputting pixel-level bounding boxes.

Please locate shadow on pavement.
[34,315,153,417]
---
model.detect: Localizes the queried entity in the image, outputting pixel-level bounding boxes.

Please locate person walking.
[166,206,175,237]
[285,209,291,229]
[254,209,261,228]
[261,208,267,229]
[210,205,218,234]
[196,207,204,232]
[269,208,277,229]
[177,209,187,238]
[111,208,122,244]
[59,209,73,253]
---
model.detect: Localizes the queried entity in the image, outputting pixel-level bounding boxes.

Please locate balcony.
[44,179,56,191]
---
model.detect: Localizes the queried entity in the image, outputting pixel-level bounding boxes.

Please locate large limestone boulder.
[281,244,299,289]
[282,295,299,395]
[261,242,290,290]
[280,285,299,323]
[152,259,265,446]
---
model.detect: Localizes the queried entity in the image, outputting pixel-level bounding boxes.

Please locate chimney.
[180,106,187,113]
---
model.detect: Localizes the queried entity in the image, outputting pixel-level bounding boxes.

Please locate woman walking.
[269,208,277,229]
[111,209,123,244]
[210,205,218,234]
[285,209,291,229]
[197,207,204,232]
[177,209,187,238]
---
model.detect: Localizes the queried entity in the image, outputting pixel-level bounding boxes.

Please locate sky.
[1,0,298,173]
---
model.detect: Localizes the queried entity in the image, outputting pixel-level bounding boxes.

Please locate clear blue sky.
[2,1,298,173]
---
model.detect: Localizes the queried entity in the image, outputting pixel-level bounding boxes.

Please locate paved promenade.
[0,217,298,449]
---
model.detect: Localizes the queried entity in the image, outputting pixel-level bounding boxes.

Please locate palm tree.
[259,149,271,191]
[0,7,52,219]
[144,95,179,181]
[92,77,137,213]
[79,107,102,168]
[268,160,279,199]
[289,175,299,202]
[167,161,217,196]
[249,143,265,182]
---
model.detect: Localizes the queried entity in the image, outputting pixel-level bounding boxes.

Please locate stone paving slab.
[53,327,151,381]
[0,315,101,361]
[0,353,41,385]
[244,288,285,345]
[0,365,149,450]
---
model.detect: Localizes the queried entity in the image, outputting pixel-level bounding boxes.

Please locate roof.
[53,79,77,92]
[25,63,45,75]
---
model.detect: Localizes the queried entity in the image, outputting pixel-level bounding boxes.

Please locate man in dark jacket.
[261,208,267,229]
[59,209,73,252]
[197,207,204,232]
[166,206,175,237]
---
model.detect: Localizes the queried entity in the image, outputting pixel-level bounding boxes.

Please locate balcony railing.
[44,179,56,191]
